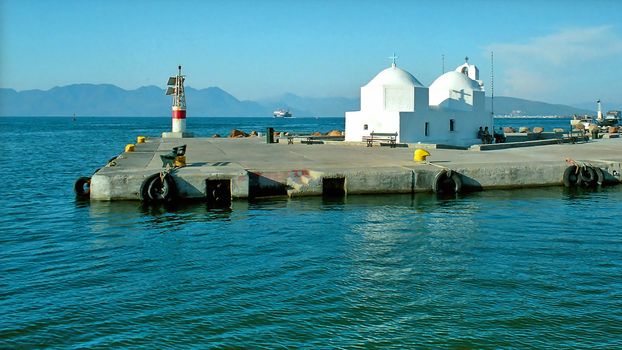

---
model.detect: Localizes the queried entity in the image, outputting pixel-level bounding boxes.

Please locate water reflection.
[81,186,622,237]
[85,200,251,235]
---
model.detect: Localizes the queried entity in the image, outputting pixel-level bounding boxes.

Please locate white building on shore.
[345,57,491,147]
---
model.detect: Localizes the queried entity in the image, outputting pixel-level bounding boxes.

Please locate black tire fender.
[433,169,462,194]
[594,167,604,186]
[579,165,596,186]
[563,165,579,187]
[140,173,176,202]
[74,177,91,198]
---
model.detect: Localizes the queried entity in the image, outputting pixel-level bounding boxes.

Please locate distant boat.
[273,109,292,118]
[570,101,620,129]
[570,115,593,130]
[600,110,620,127]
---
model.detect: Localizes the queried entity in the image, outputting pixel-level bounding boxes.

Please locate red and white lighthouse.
[163,65,192,138]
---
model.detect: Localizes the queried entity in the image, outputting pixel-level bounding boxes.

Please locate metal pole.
[490,51,495,130]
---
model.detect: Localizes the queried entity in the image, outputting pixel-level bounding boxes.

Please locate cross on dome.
[465,56,469,63]
[389,53,399,67]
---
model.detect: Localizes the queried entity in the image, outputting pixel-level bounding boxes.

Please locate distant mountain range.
[0,84,606,117]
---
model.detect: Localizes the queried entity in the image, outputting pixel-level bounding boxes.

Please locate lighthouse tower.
[162,65,193,138]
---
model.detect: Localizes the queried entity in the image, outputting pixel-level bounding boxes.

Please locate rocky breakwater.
[220,128,344,140]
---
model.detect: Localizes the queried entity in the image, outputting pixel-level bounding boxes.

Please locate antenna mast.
[490,51,495,127]
[165,65,187,136]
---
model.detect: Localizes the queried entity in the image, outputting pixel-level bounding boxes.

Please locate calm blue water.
[1,117,621,348]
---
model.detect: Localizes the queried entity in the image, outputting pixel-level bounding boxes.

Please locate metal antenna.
[490,51,495,126]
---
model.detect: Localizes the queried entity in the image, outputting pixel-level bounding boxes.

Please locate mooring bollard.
[414,148,430,162]
[266,127,275,144]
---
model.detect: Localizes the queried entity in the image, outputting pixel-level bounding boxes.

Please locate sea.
[1,116,621,348]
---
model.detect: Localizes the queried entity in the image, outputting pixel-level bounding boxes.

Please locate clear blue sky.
[1,0,621,106]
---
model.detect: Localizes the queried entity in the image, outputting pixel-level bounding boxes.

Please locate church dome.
[366,65,424,88]
[429,71,482,94]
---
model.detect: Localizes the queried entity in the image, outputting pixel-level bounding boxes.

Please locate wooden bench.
[566,129,589,144]
[302,135,344,144]
[363,132,398,148]
[283,135,345,145]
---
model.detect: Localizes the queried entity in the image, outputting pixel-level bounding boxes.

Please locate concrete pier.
[90,137,622,201]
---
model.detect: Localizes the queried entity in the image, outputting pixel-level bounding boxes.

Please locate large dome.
[366,65,424,88]
[429,71,482,93]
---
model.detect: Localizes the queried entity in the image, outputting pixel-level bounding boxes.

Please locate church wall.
[361,86,383,111]
[348,106,491,146]
[430,89,475,111]
[398,108,491,147]
[472,90,485,112]
[447,97,473,111]
[413,87,429,112]
[345,111,364,142]
[384,86,414,112]
[345,110,401,142]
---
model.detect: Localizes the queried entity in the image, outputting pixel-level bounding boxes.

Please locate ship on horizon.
[273,108,292,118]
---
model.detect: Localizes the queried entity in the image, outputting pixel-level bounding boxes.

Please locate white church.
[345,57,491,147]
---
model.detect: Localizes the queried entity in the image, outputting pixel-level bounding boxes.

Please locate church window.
[424,122,429,136]
[450,119,455,132]
[363,124,368,130]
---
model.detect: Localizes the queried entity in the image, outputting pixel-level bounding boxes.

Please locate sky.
[1,0,621,106]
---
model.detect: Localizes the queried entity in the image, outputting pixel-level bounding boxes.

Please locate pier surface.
[90,137,622,200]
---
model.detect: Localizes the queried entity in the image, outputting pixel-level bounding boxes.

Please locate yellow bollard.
[174,155,186,168]
[125,144,135,152]
[137,136,146,144]
[413,148,430,162]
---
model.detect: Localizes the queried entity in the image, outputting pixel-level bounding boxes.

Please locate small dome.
[429,71,482,93]
[366,65,424,88]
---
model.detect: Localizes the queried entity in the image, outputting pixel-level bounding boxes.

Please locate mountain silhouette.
[0,84,595,117]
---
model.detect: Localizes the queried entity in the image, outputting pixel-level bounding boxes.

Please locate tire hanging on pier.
[563,164,604,188]
[140,172,177,203]
[562,165,579,188]
[433,169,462,194]
[593,167,604,186]
[74,177,91,199]
[579,166,596,185]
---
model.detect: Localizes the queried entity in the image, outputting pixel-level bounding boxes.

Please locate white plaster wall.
[345,110,401,142]
[448,96,472,111]
[472,90,485,112]
[345,111,365,142]
[430,89,473,111]
[428,86,447,107]
[413,87,429,112]
[384,86,414,111]
[399,108,491,147]
[371,111,401,138]
[361,85,386,111]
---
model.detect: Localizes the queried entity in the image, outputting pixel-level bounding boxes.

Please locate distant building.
[345,57,491,146]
